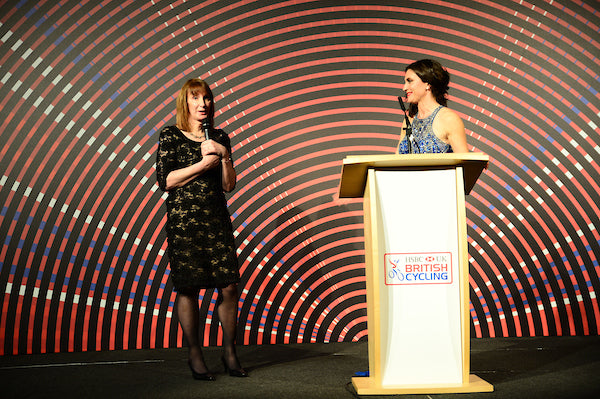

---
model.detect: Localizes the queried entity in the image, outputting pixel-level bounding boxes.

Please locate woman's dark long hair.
[405,59,450,117]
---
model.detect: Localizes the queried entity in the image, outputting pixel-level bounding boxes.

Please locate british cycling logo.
[384,252,453,285]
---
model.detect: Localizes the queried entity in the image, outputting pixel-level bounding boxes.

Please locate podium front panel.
[373,169,463,386]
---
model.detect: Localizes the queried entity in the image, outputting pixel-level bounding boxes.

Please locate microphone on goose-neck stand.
[202,119,211,141]
[397,96,414,154]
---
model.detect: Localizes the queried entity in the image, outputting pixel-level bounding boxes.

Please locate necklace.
[187,130,205,141]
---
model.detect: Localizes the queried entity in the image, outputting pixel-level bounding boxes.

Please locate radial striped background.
[1,0,599,355]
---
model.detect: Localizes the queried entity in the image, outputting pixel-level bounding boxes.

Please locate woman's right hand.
[201,139,227,158]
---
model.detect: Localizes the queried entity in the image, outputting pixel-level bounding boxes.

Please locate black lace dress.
[156,126,240,292]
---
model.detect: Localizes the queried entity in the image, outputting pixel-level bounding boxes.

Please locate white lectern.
[339,154,493,395]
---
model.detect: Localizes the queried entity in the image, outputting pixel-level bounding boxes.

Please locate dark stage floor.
[1,336,599,399]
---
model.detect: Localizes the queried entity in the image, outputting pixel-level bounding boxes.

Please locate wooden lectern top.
[338,153,489,198]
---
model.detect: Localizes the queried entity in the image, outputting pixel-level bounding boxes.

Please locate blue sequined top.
[398,105,452,154]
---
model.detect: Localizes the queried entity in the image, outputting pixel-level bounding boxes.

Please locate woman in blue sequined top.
[397,59,468,154]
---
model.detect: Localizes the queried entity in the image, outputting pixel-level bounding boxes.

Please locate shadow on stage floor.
[1,336,598,399]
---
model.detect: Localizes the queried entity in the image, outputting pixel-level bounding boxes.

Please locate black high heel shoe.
[188,361,216,381]
[221,356,249,377]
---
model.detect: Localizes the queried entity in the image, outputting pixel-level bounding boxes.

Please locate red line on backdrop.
[232,144,391,280]
[474,179,558,335]
[231,89,403,137]
[11,246,24,354]
[237,201,362,292]
[215,49,405,106]
[2,0,592,198]
[469,228,519,337]
[22,203,47,351]
[452,94,600,248]
[234,172,359,271]
[260,233,364,343]
[494,192,587,334]
[231,133,396,212]
[295,276,363,343]
[184,7,592,122]
[33,138,161,354]
[0,2,163,231]
[234,142,353,202]
[431,0,599,77]
[71,162,164,352]
[469,300,484,338]
[115,195,168,350]
[3,195,38,353]
[468,274,496,337]
[38,218,69,353]
[194,2,543,76]
[151,217,168,349]
[0,2,29,31]
[234,106,401,161]
[333,302,368,341]
[0,0,50,66]
[233,125,398,186]
[106,177,151,350]
[135,208,169,350]
[0,73,49,175]
[191,4,599,102]
[281,252,365,343]
[318,278,366,342]
[269,250,365,341]
[467,203,543,337]
[239,183,342,295]
[0,290,11,355]
[240,188,361,343]
[0,189,17,265]
[467,199,537,337]
[92,227,118,350]
[220,67,405,128]
[520,0,600,54]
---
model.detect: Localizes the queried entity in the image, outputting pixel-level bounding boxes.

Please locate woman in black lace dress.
[156,78,247,380]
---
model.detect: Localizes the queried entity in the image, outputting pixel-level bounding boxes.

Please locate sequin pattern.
[398,105,452,154]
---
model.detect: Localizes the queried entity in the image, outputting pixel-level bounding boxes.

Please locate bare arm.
[201,138,236,192]
[165,141,237,191]
[437,108,468,153]
[164,155,221,190]
[220,157,236,192]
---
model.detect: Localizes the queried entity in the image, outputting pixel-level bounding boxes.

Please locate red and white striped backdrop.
[1,0,599,354]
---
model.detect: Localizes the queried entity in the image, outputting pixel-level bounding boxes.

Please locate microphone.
[397,96,414,154]
[202,119,211,140]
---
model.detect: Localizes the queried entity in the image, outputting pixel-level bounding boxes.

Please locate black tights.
[177,283,241,374]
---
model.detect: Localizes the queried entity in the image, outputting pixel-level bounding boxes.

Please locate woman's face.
[403,69,429,104]
[187,89,212,123]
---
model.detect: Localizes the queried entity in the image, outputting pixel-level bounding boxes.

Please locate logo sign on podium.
[385,252,453,285]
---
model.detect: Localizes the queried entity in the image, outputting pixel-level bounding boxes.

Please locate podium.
[339,154,493,395]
